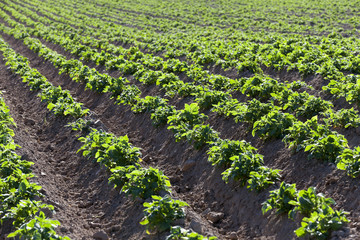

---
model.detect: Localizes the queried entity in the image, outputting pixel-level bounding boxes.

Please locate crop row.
[0,17,351,239]
[16,0,360,38]
[5,0,360,127]
[1,0,358,236]
[0,39,70,238]
[2,9,360,179]
[8,0,360,119]
[2,5,358,184]
[0,17,283,190]
[11,0,360,107]
[0,36,215,239]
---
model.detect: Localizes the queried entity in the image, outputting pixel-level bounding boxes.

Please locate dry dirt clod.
[228,232,238,240]
[89,222,101,228]
[24,118,35,126]
[201,208,211,216]
[189,218,203,234]
[47,200,63,210]
[181,159,196,171]
[206,212,224,223]
[109,225,121,232]
[93,231,109,240]
[170,175,181,183]
[78,201,93,208]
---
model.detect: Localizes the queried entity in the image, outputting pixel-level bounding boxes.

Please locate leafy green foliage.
[276,91,308,113]
[168,103,207,128]
[115,85,141,106]
[222,154,263,185]
[208,74,237,91]
[283,116,324,152]
[324,108,360,128]
[282,116,349,163]
[241,75,284,101]
[207,139,257,168]
[109,164,139,188]
[0,179,42,216]
[151,105,176,126]
[132,96,169,113]
[212,99,247,119]
[2,4,357,239]
[252,111,296,139]
[66,118,92,133]
[0,54,69,239]
[132,96,176,126]
[237,100,276,124]
[166,226,217,240]
[134,69,162,85]
[110,166,171,199]
[118,61,143,75]
[295,205,349,239]
[140,195,188,234]
[7,211,70,240]
[181,124,219,149]
[288,187,335,219]
[3,200,54,227]
[296,96,333,118]
[304,133,348,162]
[156,73,181,91]
[168,103,209,143]
[78,129,141,168]
[195,90,230,110]
[1,39,88,119]
[247,166,281,192]
[262,182,297,215]
[337,147,360,178]
[163,59,188,73]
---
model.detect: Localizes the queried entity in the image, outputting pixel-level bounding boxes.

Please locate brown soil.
[1,24,360,240]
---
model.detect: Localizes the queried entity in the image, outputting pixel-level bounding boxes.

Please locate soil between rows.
[0,28,360,240]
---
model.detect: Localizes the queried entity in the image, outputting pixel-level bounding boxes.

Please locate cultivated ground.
[1,0,360,239]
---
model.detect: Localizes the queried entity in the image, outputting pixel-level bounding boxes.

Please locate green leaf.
[294,227,306,237]
[140,218,149,225]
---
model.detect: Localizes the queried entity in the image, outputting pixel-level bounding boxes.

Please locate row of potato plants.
[0,18,286,187]
[13,0,360,108]
[0,38,70,239]
[0,8,352,184]
[9,0,358,236]
[0,35,214,240]
[3,9,360,180]
[16,0,360,44]
[0,22,351,239]
[83,0,360,36]
[9,0,360,117]
[19,12,358,134]
[0,21,280,193]
[6,1,360,133]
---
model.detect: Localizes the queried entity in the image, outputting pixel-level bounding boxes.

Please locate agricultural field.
[1,0,360,239]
